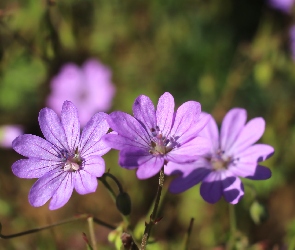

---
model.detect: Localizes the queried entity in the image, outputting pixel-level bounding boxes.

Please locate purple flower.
[47,59,116,127]
[104,92,210,179]
[165,108,274,204]
[0,125,23,148]
[12,101,110,210]
[268,0,294,13]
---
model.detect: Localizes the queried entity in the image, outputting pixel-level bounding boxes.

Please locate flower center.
[210,149,232,171]
[148,126,178,156]
[60,149,84,172]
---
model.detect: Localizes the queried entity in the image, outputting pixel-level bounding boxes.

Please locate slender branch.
[103,172,124,193]
[87,217,97,250]
[226,205,237,250]
[184,218,194,250]
[140,168,165,250]
[0,214,116,239]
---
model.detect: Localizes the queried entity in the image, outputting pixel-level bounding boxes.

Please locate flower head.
[268,0,294,13]
[47,59,116,127]
[0,125,23,148]
[12,101,110,210]
[165,108,274,204]
[104,92,210,179]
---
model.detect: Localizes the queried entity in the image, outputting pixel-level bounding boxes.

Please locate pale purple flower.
[165,108,274,204]
[12,101,110,210]
[268,0,294,13]
[47,59,116,127]
[104,92,210,179]
[0,125,23,148]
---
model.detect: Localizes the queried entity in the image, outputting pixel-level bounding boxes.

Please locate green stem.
[184,218,194,250]
[0,214,116,239]
[87,217,97,250]
[140,168,165,250]
[227,205,237,250]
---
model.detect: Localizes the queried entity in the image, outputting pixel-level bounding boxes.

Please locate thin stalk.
[184,218,194,250]
[140,168,165,250]
[226,205,237,250]
[87,217,97,250]
[0,214,116,239]
[0,214,88,239]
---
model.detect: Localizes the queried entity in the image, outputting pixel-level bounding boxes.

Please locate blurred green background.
[0,0,294,249]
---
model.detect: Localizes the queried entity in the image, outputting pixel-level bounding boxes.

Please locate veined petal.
[107,111,151,147]
[12,134,60,160]
[79,112,110,156]
[61,101,80,151]
[228,117,265,155]
[156,92,174,138]
[170,101,202,144]
[236,144,274,163]
[166,136,211,163]
[199,113,219,153]
[168,167,211,193]
[49,173,74,210]
[136,156,164,179]
[133,95,156,133]
[38,107,69,151]
[220,108,247,153]
[12,159,61,178]
[223,177,244,204]
[119,147,152,169]
[103,133,148,150]
[83,155,105,177]
[74,171,98,194]
[29,170,67,207]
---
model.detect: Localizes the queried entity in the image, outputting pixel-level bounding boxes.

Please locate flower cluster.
[11,92,274,209]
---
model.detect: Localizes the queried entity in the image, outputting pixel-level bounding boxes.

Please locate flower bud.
[116,192,131,216]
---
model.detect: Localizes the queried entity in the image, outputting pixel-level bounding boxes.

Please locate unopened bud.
[116,192,131,216]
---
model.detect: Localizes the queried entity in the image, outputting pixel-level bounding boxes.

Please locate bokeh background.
[0,0,294,249]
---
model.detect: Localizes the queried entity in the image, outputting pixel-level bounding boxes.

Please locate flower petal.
[200,171,235,203]
[170,101,202,144]
[237,144,274,163]
[12,159,61,178]
[74,171,98,194]
[49,173,74,210]
[156,92,175,137]
[223,177,244,204]
[228,117,265,155]
[61,101,80,151]
[199,114,219,153]
[103,133,146,150]
[246,165,272,180]
[165,158,210,177]
[168,167,211,193]
[83,155,105,177]
[12,134,60,160]
[107,111,151,147]
[29,170,67,207]
[166,136,211,163]
[38,107,69,151]
[79,112,110,157]
[119,147,153,169]
[133,95,156,133]
[136,156,164,179]
[220,108,247,153]
[228,162,257,177]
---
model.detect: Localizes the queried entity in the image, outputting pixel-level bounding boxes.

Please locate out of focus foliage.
[0,0,294,249]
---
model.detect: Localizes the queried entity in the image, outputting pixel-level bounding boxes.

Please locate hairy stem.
[226,205,237,250]
[140,168,164,250]
[87,217,97,250]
